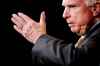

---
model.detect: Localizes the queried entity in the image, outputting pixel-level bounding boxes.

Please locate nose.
[63,8,70,19]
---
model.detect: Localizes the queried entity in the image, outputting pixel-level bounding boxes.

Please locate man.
[95,2,100,20]
[91,0,100,21]
[11,0,100,65]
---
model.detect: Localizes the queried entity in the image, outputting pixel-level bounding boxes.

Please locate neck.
[76,25,87,36]
[77,18,96,36]
[96,17,100,21]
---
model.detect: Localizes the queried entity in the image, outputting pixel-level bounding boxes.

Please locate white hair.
[85,0,100,7]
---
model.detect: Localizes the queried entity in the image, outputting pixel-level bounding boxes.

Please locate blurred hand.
[11,11,46,44]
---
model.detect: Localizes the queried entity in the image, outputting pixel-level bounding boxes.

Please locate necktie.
[75,35,85,48]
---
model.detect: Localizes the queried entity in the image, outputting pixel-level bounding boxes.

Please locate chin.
[70,28,79,33]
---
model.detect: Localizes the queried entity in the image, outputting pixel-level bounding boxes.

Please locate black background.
[1,0,77,65]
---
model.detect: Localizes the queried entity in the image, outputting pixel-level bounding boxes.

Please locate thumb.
[39,11,46,34]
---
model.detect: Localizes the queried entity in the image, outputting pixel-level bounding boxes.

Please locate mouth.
[67,20,75,27]
[68,24,74,27]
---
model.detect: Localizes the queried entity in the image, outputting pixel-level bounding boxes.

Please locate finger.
[18,12,36,23]
[12,14,25,26]
[14,25,27,38]
[39,11,46,33]
[18,12,40,32]
[11,17,22,28]
[13,25,22,34]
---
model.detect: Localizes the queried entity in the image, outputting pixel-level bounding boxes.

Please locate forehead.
[62,0,84,6]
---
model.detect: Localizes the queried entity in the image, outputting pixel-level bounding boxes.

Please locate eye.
[68,5,77,8]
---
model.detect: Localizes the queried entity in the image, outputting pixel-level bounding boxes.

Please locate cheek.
[72,10,89,25]
[71,11,84,25]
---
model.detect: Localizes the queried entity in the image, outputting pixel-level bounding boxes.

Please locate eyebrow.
[62,3,79,7]
[62,2,65,6]
[62,0,81,7]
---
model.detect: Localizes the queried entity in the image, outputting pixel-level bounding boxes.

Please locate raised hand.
[11,11,46,44]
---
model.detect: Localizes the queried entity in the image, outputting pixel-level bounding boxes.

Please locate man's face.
[62,0,93,33]
[96,3,100,12]
[94,3,100,17]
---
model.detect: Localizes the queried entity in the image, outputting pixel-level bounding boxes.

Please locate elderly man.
[11,0,100,65]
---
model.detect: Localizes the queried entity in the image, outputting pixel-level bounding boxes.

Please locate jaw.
[70,26,80,33]
[70,24,87,36]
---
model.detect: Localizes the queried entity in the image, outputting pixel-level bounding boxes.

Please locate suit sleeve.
[32,34,100,65]
[32,34,73,64]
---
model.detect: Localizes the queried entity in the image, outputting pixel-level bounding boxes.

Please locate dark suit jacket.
[32,21,100,65]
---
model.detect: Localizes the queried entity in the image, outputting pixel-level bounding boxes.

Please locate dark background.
[1,0,77,65]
